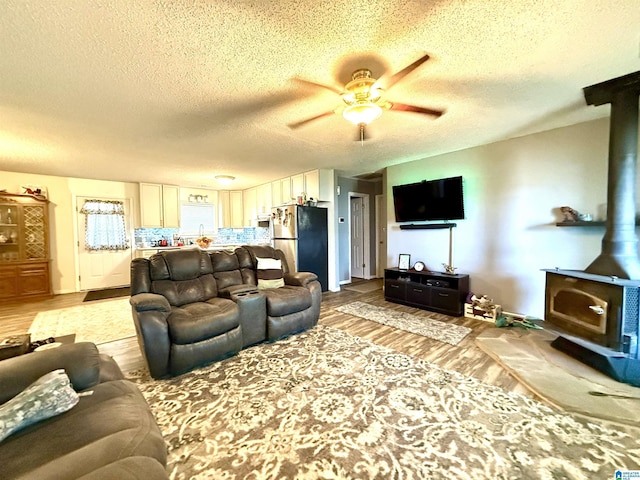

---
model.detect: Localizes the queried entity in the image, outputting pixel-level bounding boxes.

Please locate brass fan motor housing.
[342,69,383,105]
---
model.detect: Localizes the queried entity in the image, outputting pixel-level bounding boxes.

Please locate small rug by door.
[128,325,640,479]
[83,286,130,302]
[29,297,135,344]
[336,301,471,345]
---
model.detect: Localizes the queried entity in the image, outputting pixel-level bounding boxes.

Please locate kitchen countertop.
[136,244,270,252]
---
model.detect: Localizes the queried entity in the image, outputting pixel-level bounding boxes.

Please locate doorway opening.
[348,192,371,280]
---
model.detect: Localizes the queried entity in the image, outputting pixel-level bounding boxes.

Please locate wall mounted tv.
[392,176,465,222]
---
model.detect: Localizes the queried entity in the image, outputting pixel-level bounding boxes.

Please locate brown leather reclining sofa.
[129,245,321,379]
[0,342,168,479]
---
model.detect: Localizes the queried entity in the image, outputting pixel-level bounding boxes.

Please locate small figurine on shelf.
[560,206,580,222]
[6,208,12,224]
[442,263,457,274]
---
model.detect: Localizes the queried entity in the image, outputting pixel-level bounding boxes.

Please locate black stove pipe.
[583,73,640,279]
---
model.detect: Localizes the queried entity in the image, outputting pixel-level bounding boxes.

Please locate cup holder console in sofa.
[129,246,321,379]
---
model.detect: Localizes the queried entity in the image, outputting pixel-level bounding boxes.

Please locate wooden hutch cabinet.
[0,193,52,302]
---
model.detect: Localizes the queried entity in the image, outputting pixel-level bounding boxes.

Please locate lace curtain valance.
[80,199,129,251]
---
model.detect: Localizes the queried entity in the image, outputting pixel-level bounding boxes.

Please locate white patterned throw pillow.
[0,369,79,442]
[256,257,285,289]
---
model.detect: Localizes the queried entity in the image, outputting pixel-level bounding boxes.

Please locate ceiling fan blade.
[376,53,431,90]
[287,111,335,129]
[292,78,343,95]
[389,102,444,117]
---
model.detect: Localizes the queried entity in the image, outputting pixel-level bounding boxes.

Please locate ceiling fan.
[288,53,444,141]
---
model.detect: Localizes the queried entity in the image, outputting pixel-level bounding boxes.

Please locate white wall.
[387,117,619,318]
[0,171,139,294]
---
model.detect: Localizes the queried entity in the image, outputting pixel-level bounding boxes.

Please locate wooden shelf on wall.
[555,221,606,227]
[555,221,640,227]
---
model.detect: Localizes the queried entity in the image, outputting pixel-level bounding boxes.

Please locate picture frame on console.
[398,254,411,271]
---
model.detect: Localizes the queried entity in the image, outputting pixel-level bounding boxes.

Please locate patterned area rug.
[29,297,135,344]
[336,301,471,345]
[128,325,640,479]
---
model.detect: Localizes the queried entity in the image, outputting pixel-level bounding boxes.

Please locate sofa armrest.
[0,342,102,404]
[284,271,318,287]
[130,293,171,313]
[129,300,171,379]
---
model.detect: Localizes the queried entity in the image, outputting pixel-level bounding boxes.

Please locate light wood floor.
[0,282,532,397]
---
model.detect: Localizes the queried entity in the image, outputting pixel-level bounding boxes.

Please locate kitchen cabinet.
[243,187,257,227]
[230,191,243,227]
[139,183,180,228]
[280,177,292,205]
[304,169,332,201]
[271,180,282,207]
[0,193,52,302]
[256,183,272,216]
[291,173,305,201]
[304,170,320,201]
[219,190,243,228]
[162,185,180,227]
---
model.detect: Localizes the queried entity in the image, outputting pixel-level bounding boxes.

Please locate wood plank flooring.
[0,282,531,398]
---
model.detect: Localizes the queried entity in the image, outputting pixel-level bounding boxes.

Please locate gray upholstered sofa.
[129,245,322,379]
[0,342,168,480]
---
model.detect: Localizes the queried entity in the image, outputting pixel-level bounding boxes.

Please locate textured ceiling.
[1,1,639,190]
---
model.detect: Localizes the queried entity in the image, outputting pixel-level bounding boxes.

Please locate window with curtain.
[80,199,129,251]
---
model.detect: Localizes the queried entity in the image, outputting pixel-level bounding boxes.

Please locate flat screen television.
[393,176,465,222]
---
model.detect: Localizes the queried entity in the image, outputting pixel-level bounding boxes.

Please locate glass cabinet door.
[23,205,47,260]
[0,203,19,262]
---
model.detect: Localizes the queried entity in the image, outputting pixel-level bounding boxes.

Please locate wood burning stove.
[545,269,640,386]
[544,71,640,387]
[545,269,639,353]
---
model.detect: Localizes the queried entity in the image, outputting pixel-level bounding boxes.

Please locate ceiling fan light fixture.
[342,69,383,105]
[342,102,382,125]
[215,175,235,186]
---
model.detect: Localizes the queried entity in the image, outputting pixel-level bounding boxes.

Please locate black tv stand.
[384,268,469,316]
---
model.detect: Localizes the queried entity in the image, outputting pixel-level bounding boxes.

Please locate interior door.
[77,197,132,291]
[350,196,365,279]
[376,194,385,278]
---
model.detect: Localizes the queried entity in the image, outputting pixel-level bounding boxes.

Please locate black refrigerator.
[272,205,328,291]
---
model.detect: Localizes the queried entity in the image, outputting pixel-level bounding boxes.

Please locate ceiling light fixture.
[341,68,384,126]
[342,101,382,126]
[215,175,235,187]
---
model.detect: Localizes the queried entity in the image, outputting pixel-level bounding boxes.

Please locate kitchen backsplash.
[134,227,271,247]
[217,227,271,245]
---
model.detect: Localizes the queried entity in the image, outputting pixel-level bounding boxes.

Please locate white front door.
[350,196,365,279]
[77,197,132,291]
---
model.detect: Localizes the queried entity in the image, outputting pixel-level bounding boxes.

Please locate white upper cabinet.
[139,183,180,228]
[219,190,244,228]
[256,183,272,215]
[229,191,243,227]
[271,180,282,207]
[280,177,292,204]
[304,170,320,201]
[290,173,304,201]
[161,185,180,228]
[243,187,257,227]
